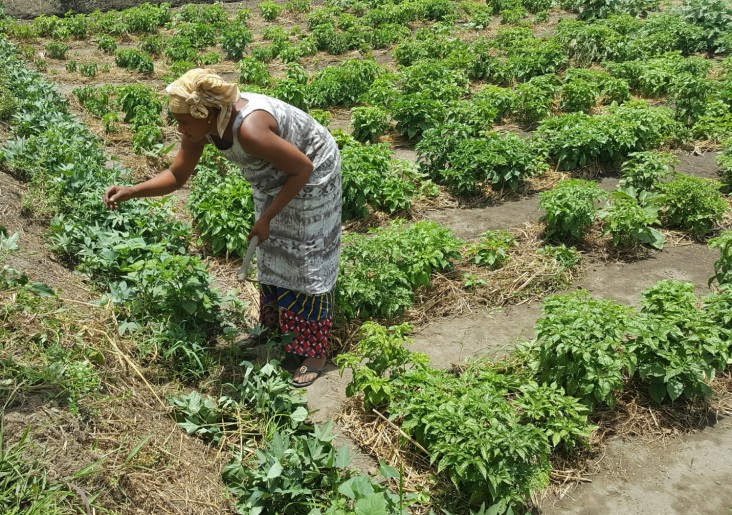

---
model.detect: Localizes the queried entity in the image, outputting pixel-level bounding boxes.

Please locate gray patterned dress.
[210,92,342,295]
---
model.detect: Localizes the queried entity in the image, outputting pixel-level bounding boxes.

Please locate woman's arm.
[103,137,205,209]
[239,111,314,241]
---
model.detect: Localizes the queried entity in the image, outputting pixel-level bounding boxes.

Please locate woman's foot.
[291,356,327,387]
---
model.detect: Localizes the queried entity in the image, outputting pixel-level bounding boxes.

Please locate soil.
[543,416,732,514]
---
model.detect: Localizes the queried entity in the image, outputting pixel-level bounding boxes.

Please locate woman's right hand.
[103,185,135,210]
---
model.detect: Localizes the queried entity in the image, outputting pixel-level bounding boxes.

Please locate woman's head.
[166,68,240,142]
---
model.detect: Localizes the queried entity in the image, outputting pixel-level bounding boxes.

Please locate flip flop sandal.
[291,365,325,388]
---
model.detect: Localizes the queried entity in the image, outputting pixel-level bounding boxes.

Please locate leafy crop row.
[524,279,732,406]
[73,83,166,154]
[171,361,420,514]
[187,147,256,258]
[339,265,732,510]
[540,157,727,245]
[337,221,461,319]
[338,322,594,512]
[0,37,234,377]
[536,101,686,170]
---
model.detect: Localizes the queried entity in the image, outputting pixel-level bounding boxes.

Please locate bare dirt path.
[542,416,732,514]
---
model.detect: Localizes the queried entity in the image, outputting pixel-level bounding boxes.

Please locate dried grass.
[408,222,579,323]
[0,292,236,514]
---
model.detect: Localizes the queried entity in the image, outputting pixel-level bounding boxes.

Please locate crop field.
[1,0,732,513]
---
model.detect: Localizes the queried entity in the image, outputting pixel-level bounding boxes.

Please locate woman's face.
[172,112,213,142]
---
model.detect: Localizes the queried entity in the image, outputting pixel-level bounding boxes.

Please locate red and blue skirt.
[259,283,334,359]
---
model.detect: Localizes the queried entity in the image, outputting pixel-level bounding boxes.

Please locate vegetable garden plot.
[2,0,732,513]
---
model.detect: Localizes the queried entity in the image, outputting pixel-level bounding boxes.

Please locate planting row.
[0,35,237,378]
[338,254,732,511]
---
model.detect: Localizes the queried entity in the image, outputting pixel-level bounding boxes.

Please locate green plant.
[618,151,676,199]
[538,244,581,270]
[540,179,605,242]
[672,73,713,125]
[659,173,728,236]
[337,221,462,319]
[238,57,273,87]
[138,34,164,56]
[0,425,81,513]
[607,53,711,97]
[442,133,547,194]
[308,108,331,127]
[513,79,556,125]
[188,148,256,257]
[679,0,732,53]
[285,0,311,13]
[34,57,47,72]
[175,2,226,26]
[702,284,732,338]
[96,34,117,54]
[79,62,98,77]
[524,290,635,408]
[708,230,732,286]
[225,422,415,514]
[465,230,516,269]
[391,93,445,141]
[221,25,254,60]
[351,106,390,143]
[536,101,687,170]
[337,322,430,410]
[560,78,598,113]
[65,60,77,73]
[340,321,593,510]
[340,141,416,219]
[259,1,282,21]
[630,280,729,402]
[719,140,732,185]
[2,44,231,379]
[44,41,68,59]
[120,2,170,32]
[177,22,218,49]
[390,365,552,509]
[164,35,198,62]
[308,59,384,108]
[0,82,17,121]
[114,49,154,74]
[400,60,471,102]
[599,192,665,249]
[72,84,114,117]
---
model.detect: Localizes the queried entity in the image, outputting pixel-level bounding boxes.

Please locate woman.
[103,69,342,387]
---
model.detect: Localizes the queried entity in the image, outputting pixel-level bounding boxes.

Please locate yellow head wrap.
[166,68,241,138]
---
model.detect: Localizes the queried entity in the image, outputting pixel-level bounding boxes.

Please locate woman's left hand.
[248,218,270,243]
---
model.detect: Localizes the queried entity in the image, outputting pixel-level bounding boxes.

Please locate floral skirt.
[259,283,334,359]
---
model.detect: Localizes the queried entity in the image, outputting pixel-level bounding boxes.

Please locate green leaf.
[266,460,283,479]
[378,460,400,479]
[181,300,198,315]
[337,477,356,500]
[177,421,201,434]
[649,381,667,403]
[666,379,684,402]
[335,445,351,469]
[291,406,309,424]
[354,493,388,514]
[30,282,55,296]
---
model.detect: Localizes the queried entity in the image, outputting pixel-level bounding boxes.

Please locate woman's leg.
[259,283,280,332]
[277,289,334,385]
